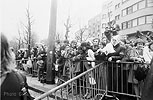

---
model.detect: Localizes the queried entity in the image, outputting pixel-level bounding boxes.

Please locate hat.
[64,40,69,44]
[81,42,88,47]
[134,38,145,46]
[37,55,42,60]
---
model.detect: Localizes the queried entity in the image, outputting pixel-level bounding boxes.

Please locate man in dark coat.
[141,58,153,100]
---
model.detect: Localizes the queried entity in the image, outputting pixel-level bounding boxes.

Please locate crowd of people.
[13,30,153,99]
[1,29,153,99]
[53,32,153,99]
[15,44,47,82]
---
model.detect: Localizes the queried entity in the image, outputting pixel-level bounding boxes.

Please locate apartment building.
[88,0,153,38]
[117,0,153,35]
[88,0,116,39]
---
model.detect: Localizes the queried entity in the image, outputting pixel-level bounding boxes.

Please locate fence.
[34,61,149,100]
[16,58,41,77]
[15,58,149,100]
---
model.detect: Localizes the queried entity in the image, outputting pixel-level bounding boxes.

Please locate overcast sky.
[1,0,107,41]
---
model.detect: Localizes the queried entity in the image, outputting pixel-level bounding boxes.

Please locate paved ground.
[26,75,57,99]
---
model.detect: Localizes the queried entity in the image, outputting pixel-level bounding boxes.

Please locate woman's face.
[71,42,76,47]
[99,44,104,49]
[111,38,119,46]
[137,42,144,48]
[82,46,86,51]
[93,39,99,46]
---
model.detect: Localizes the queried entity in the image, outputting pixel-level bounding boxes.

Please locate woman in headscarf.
[127,38,150,100]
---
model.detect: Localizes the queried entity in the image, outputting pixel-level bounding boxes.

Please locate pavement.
[26,75,78,100]
[27,75,56,92]
[24,73,57,99]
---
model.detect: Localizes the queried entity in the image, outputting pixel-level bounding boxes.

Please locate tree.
[64,16,72,40]
[31,32,38,47]
[20,6,34,57]
[9,37,18,54]
[16,28,23,50]
[75,26,88,42]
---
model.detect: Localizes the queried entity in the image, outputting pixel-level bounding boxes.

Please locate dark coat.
[141,58,153,100]
[1,71,28,100]
[107,43,126,61]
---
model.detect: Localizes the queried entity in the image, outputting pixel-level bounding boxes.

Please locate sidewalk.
[27,75,56,92]
[25,74,57,99]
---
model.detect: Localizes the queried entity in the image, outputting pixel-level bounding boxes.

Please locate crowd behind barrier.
[13,33,153,100]
[33,61,151,100]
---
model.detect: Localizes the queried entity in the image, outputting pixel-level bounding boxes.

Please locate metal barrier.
[34,61,107,100]
[34,61,149,100]
[15,58,148,100]
[16,58,41,77]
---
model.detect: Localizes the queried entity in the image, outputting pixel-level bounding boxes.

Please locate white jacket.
[86,49,95,67]
[143,46,153,63]
[101,43,115,55]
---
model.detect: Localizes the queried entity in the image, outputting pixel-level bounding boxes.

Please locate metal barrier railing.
[34,61,107,100]
[16,58,41,77]
[34,61,149,100]
[16,58,149,100]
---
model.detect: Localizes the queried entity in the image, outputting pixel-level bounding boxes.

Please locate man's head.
[93,38,100,46]
[111,35,121,46]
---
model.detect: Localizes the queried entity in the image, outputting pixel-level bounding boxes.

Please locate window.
[115,5,118,9]
[147,0,153,7]
[138,0,146,9]
[108,11,113,17]
[127,6,133,14]
[115,3,120,9]
[133,3,138,12]
[146,15,153,23]
[97,25,101,32]
[127,20,132,28]
[115,15,120,20]
[138,16,146,25]
[122,9,127,16]
[133,18,138,27]
[122,22,127,29]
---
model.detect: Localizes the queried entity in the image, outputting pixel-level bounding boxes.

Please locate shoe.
[83,92,89,98]
[86,94,92,99]
[85,92,92,99]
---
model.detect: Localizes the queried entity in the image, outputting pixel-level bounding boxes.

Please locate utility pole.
[46,0,57,84]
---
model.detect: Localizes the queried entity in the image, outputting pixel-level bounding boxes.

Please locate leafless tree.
[64,16,72,40]
[16,29,22,49]
[21,6,34,56]
[75,26,88,42]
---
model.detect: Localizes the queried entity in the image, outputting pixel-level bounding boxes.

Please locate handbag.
[15,71,34,100]
[134,64,150,81]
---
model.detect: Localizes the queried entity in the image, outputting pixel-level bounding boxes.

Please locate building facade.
[88,0,153,38]
[114,0,152,35]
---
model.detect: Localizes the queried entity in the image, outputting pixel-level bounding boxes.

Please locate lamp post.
[46,0,57,84]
